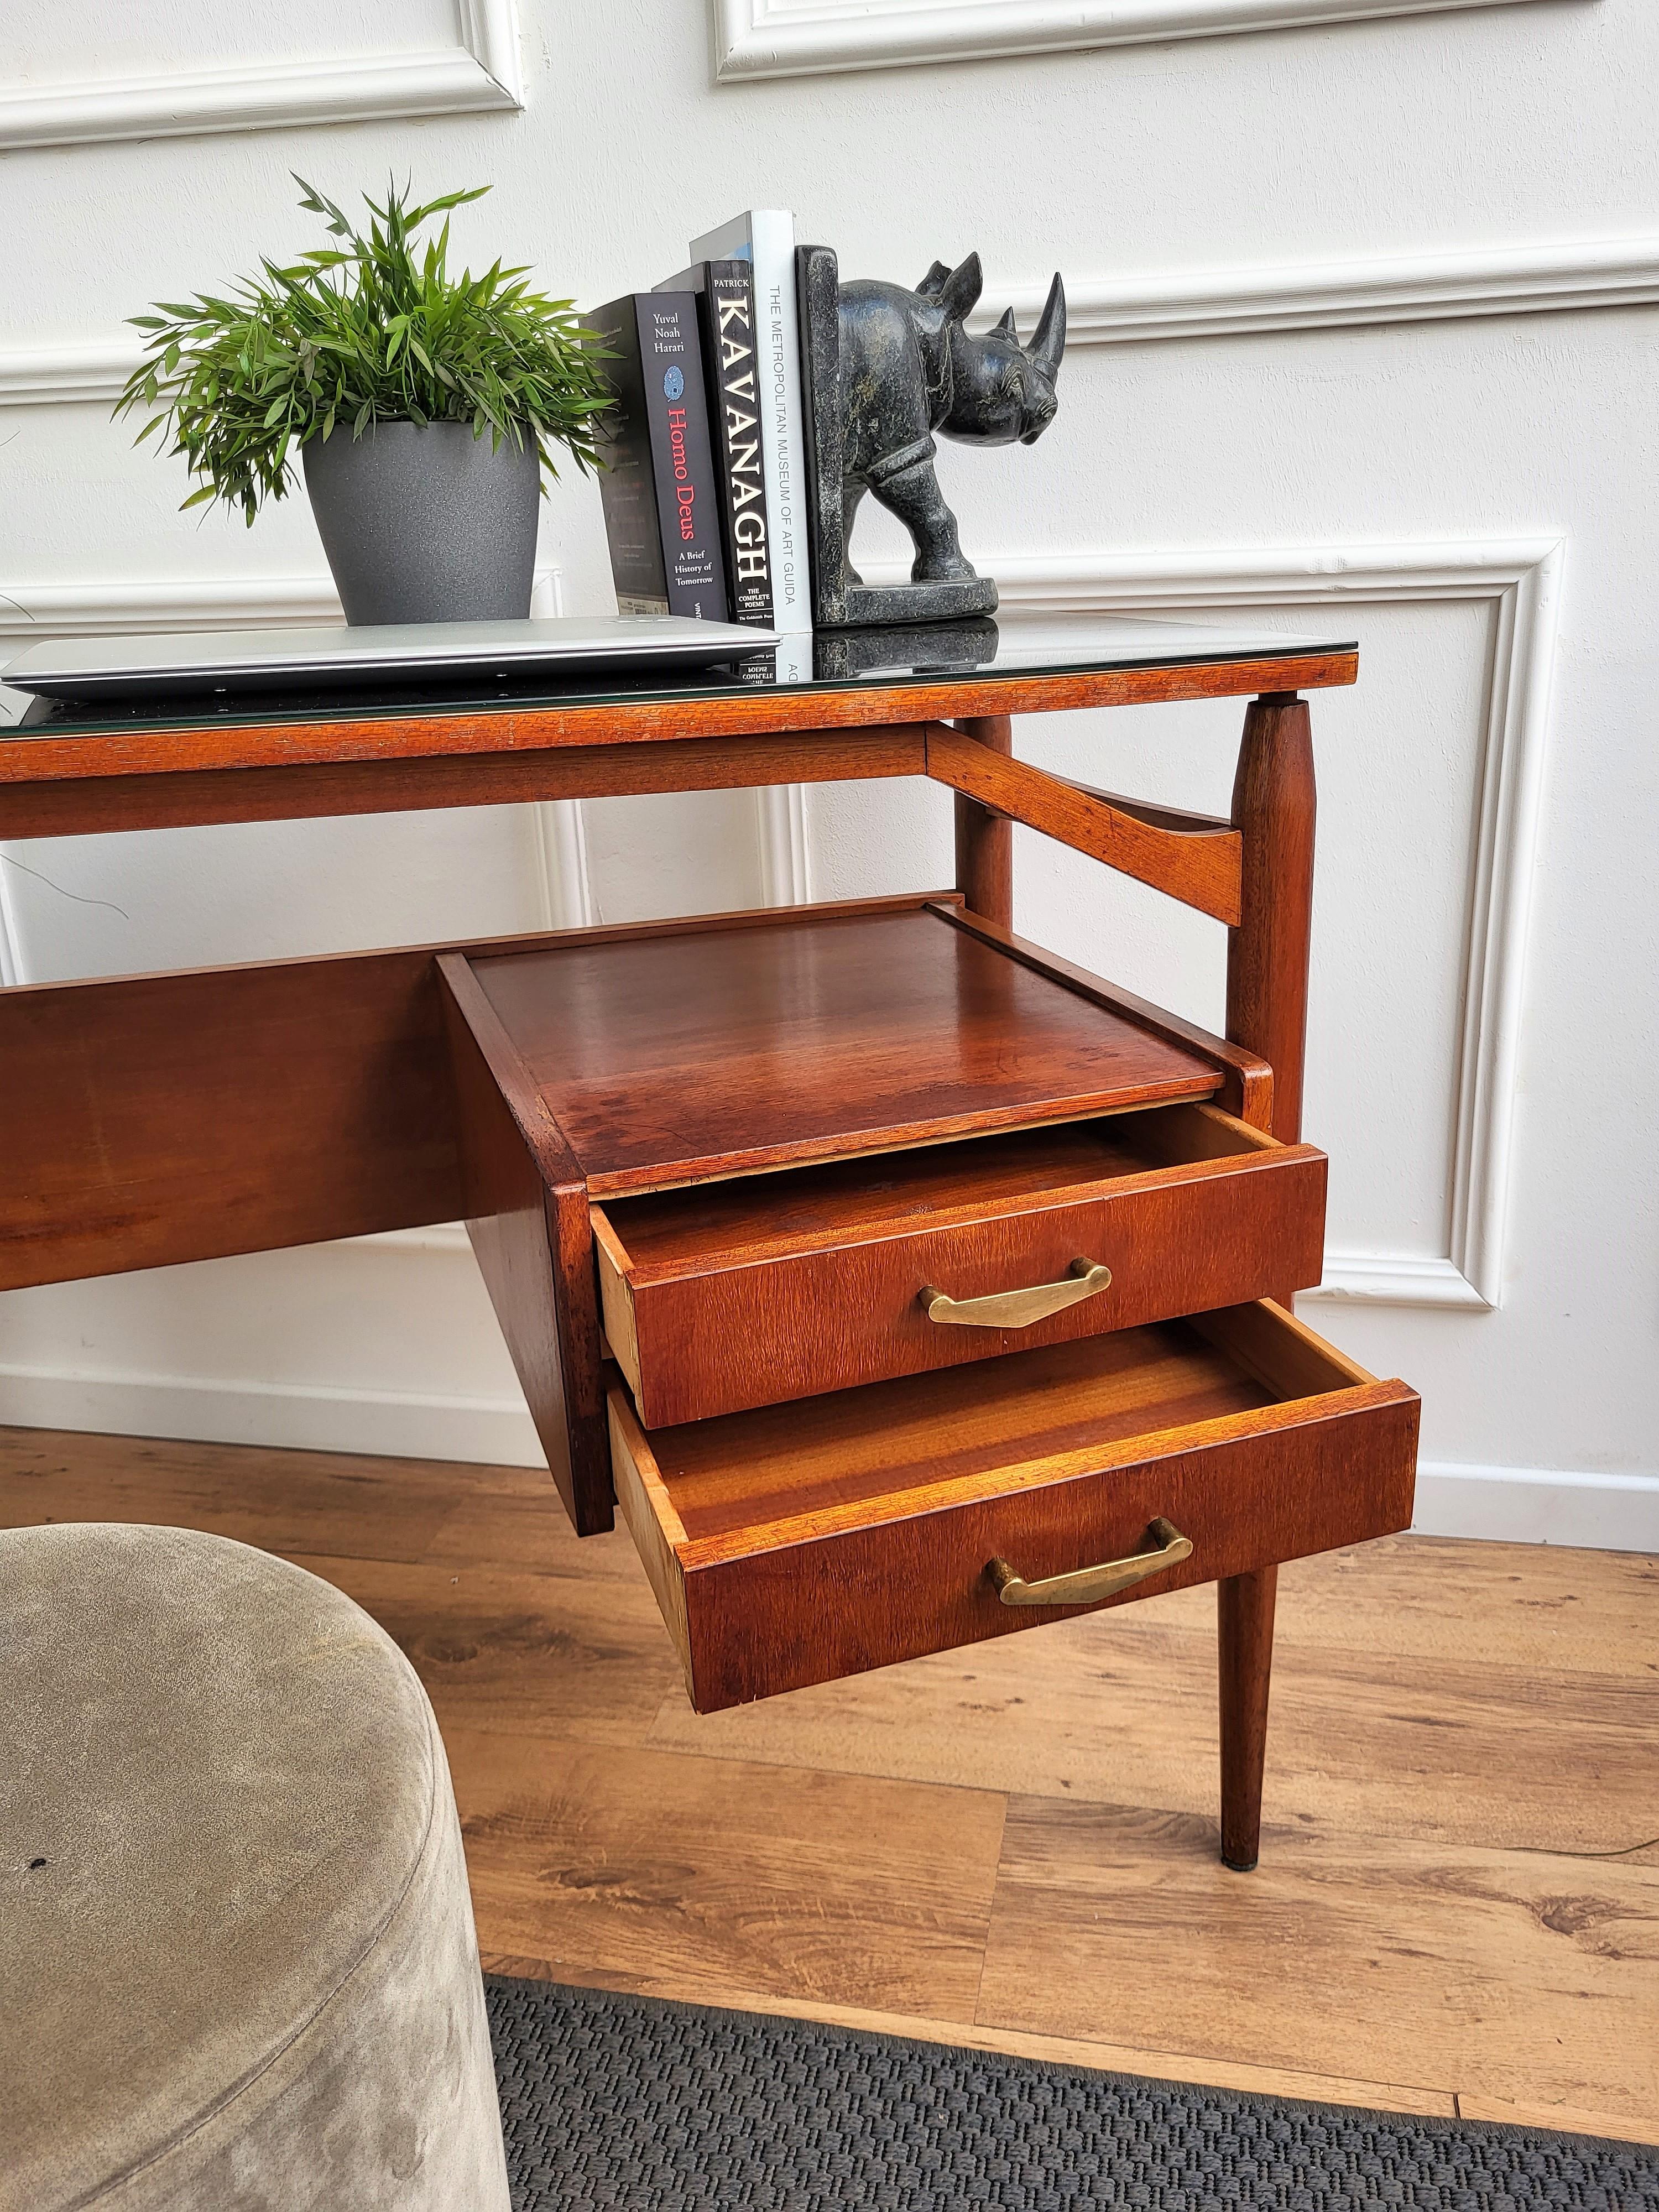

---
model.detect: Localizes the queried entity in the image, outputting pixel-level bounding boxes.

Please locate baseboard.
[2,1360,1653,1552]
[0,1363,547,1469]
[1412,1462,1658,1553]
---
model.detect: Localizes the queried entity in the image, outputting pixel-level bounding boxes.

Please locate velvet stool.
[0,1520,512,2211]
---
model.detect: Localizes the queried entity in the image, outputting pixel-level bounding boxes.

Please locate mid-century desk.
[0,622,1419,1872]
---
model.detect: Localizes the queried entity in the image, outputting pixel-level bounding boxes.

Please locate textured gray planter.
[302,419,540,626]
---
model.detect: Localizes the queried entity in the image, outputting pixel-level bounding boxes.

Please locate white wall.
[2,0,1655,1550]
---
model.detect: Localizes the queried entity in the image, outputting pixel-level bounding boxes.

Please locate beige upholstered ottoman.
[1,1521,511,2212]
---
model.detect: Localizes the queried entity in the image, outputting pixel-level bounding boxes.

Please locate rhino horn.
[995,306,1018,338]
[1030,272,1066,379]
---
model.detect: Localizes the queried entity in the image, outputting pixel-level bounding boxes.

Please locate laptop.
[2,615,779,703]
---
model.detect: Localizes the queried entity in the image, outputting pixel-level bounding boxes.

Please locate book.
[686,211,812,634]
[656,259,775,630]
[583,293,729,623]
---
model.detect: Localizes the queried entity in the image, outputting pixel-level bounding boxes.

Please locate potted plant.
[115,178,612,625]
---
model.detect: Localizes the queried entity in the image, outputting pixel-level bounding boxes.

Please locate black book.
[583,294,729,622]
[656,260,775,629]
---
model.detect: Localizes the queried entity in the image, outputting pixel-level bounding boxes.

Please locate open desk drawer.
[609,1299,1418,1711]
[592,1104,1326,1427]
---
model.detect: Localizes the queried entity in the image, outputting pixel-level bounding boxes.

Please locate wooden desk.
[0,619,1416,1870]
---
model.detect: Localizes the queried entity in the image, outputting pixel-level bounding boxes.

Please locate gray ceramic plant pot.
[302,419,540,626]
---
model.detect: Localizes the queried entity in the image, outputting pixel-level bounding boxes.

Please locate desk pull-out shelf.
[608,1300,1418,1713]
[591,1103,1327,1426]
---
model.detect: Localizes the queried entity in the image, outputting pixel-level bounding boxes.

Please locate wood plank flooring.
[3,1424,1656,2143]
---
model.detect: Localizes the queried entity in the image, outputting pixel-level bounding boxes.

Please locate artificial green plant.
[115,178,611,524]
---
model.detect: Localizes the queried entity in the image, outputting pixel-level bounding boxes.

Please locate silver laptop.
[2,616,779,702]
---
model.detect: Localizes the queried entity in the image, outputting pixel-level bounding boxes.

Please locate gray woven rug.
[484,1976,1658,2210]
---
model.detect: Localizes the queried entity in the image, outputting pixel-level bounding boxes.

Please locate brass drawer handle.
[989,1518,1192,1608]
[921,1257,1112,1331]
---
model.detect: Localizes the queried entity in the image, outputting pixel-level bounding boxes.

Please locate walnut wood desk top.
[0,617,1357,841]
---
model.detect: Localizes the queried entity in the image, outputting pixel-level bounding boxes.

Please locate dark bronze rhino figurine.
[797,245,1066,627]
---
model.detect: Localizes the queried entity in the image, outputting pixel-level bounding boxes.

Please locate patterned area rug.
[485,1976,1658,2211]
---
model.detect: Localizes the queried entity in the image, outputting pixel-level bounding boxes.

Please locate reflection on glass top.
[7,614,1357,739]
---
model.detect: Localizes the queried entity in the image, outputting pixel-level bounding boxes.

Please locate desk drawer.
[609,1300,1417,1712]
[593,1104,1326,1426]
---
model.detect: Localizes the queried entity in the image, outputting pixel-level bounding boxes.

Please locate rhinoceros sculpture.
[796,245,1066,627]
[841,254,1065,581]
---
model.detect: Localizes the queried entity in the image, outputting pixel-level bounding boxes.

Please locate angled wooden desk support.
[0,625,1417,1875]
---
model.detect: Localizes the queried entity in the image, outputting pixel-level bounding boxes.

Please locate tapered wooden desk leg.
[1217,693,1316,1866]
[1219,1563,1277,1871]
[953,714,1014,928]
[1225,692,1316,1149]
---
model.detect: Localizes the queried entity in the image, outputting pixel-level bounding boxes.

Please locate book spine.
[584,298,670,617]
[701,263,775,629]
[635,298,730,623]
[743,214,812,635]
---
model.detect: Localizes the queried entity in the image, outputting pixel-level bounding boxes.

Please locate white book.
[688,210,812,634]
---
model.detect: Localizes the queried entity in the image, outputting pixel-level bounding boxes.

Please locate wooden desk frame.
[1,645,1351,1871]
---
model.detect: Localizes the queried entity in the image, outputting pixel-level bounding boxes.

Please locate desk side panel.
[0,952,463,1290]
[437,956,613,1536]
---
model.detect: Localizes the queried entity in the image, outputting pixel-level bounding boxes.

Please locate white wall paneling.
[0,0,523,150]
[867,539,1563,1313]
[712,0,1576,81]
[17,235,1659,410]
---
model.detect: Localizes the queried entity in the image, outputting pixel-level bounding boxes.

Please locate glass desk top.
[7,614,1357,742]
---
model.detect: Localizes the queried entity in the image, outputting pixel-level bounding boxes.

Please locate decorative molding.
[1412,1461,1659,1552]
[0,1356,544,1469]
[0,867,20,989]
[1310,1251,1489,1311]
[0,576,344,643]
[11,233,1657,410]
[534,801,598,930]
[0,340,141,408]
[877,535,1562,1310]
[4,1341,1652,1546]
[755,784,812,906]
[978,236,1659,349]
[713,0,1572,80]
[0,567,559,645]
[0,0,523,151]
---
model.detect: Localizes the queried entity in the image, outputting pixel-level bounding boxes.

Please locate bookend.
[811,615,999,678]
[796,244,1065,629]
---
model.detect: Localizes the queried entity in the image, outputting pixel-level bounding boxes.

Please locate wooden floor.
[4,1424,1657,2145]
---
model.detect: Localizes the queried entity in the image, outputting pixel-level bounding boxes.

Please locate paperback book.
[583,293,729,623]
[686,210,812,635]
[656,259,775,630]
